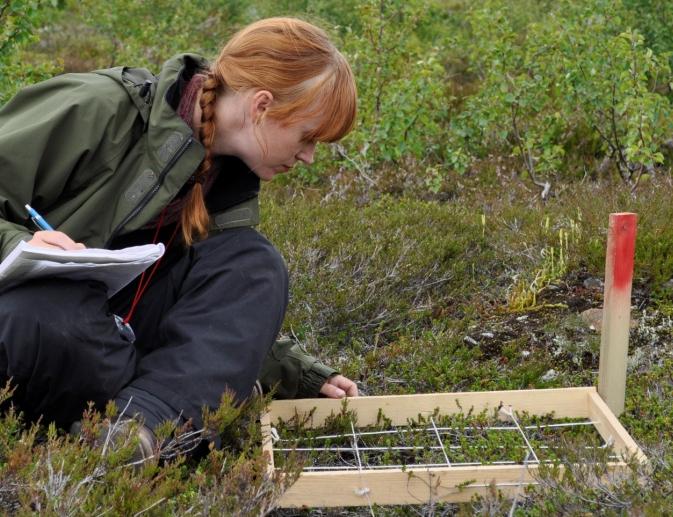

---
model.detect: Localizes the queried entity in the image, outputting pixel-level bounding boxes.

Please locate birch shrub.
[450,0,673,192]
[624,0,673,66]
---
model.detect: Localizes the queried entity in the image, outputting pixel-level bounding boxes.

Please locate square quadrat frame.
[261,387,646,507]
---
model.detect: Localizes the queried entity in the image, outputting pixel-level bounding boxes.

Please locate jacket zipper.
[105,135,194,247]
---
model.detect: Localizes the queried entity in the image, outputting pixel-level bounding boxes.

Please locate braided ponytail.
[180,73,219,246]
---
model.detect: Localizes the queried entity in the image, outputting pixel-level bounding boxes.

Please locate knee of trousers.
[196,228,289,315]
[253,241,289,315]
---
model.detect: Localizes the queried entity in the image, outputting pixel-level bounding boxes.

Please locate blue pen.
[25,204,55,231]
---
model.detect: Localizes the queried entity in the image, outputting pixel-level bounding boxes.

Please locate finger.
[34,231,84,250]
[335,378,358,397]
[330,375,359,397]
[344,382,359,397]
[26,236,65,249]
[320,383,346,399]
[41,233,78,250]
[35,231,74,249]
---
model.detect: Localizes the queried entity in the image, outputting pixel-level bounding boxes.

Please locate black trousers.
[0,227,288,429]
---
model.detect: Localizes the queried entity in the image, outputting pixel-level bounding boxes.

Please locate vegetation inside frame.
[271,403,609,472]
[2,0,673,515]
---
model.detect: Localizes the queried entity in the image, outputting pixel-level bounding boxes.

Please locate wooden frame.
[261,387,646,507]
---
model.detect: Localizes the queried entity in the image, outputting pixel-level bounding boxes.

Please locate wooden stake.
[598,212,637,416]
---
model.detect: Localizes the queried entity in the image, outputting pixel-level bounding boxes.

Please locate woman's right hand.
[27,231,86,250]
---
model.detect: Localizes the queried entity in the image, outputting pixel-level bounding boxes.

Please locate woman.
[0,18,358,451]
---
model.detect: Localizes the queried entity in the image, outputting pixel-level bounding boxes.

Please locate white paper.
[0,241,165,297]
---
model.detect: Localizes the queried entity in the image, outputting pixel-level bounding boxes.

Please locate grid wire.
[271,407,618,473]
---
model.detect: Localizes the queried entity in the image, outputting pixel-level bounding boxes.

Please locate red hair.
[181,17,358,245]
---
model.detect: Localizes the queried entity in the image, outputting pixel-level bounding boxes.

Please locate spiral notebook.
[0,241,165,297]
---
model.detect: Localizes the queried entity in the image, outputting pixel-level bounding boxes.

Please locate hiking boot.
[70,418,157,465]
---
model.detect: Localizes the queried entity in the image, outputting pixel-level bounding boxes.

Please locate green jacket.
[0,53,336,398]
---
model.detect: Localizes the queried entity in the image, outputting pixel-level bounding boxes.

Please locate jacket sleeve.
[0,74,135,259]
[259,337,338,399]
[0,84,41,259]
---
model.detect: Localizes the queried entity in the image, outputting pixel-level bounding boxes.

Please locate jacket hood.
[96,53,260,238]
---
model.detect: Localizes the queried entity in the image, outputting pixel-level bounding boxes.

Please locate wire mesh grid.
[270,406,622,473]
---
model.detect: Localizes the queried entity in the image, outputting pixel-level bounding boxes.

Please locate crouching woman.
[0,17,358,451]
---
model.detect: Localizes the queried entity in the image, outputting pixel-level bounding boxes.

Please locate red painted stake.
[598,213,638,416]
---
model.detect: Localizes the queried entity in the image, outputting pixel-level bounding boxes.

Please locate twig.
[102,397,134,457]
[508,93,552,200]
[609,82,631,183]
[133,497,166,517]
[334,144,376,186]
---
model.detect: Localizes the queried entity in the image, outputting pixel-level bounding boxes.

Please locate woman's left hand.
[319,374,359,398]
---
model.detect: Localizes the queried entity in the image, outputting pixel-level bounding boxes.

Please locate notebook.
[0,241,165,297]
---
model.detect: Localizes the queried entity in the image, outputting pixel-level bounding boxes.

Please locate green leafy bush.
[37,0,248,71]
[450,0,673,191]
[6,0,673,193]
[0,0,59,104]
[277,0,452,187]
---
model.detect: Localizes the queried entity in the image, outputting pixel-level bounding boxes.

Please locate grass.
[2,176,673,514]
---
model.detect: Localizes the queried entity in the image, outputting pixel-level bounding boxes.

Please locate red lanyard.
[123,207,180,325]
